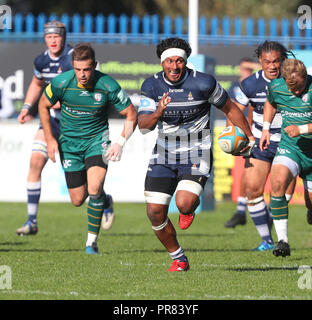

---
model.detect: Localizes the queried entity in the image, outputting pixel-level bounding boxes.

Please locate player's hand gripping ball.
[217,126,248,155]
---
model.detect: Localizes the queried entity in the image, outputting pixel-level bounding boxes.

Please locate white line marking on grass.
[201,263,301,269]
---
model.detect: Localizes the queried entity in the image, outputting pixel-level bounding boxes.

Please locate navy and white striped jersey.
[234,70,282,142]
[34,44,73,119]
[34,44,73,83]
[139,67,228,169]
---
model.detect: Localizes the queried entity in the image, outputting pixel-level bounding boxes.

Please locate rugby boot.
[273,240,291,257]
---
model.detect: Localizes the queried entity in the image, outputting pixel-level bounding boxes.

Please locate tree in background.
[7,0,306,19]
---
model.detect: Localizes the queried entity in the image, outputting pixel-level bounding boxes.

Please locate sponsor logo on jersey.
[302,93,309,103]
[79,91,90,96]
[140,98,151,108]
[94,93,102,102]
[256,92,266,96]
[169,88,184,93]
[62,160,72,168]
[188,92,194,101]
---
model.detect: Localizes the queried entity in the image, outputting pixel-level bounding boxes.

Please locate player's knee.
[271,179,286,194]
[29,153,47,173]
[87,186,103,196]
[176,196,199,214]
[147,203,164,217]
[245,185,263,201]
[71,198,85,207]
[70,194,87,207]
[175,181,202,213]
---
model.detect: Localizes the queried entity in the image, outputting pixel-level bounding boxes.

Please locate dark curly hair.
[156,37,192,59]
[254,40,295,61]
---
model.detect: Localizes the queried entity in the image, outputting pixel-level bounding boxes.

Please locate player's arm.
[38,92,58,163]
[18,76,45,124]
[247,105,254,127]
[226,100,247,126]
[138,92,171,133]
[259,99,277,151]
[284,124,312,137]
[105,103,137,161]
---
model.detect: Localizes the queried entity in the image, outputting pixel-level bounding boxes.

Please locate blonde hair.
[281,59,307,90]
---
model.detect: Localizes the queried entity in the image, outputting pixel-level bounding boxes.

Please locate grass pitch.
[0,201,312,300]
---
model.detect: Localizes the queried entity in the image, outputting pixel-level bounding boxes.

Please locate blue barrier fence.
[1,13,311,49]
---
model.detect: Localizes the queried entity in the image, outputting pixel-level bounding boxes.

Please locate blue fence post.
[210,16,218,46]
[152,14,159,44]
[25,13,35,42]
[199,16,207,45]
[246,17,254,46]
[48,13,58,22]
[142,14,150,44]
[84,13,93,34]
[293,18,301,50]
[107,14,116,43]
[37,13,46,33]
[281,18,290,49]
[5,14,310,47]
[72,13,81,35]
[222,16,230,46]
[95,13,104,43]
[119,14,128,43]
[257,17,266,41]
[14,13,23,36]
[95,14,104,43]
[175,15,184,38]
[25,13,35,33]
[234,17,242,46]
[60,13,70,32]
[163,15,172,39]
[269,18,277,40]
[131,14,140,43]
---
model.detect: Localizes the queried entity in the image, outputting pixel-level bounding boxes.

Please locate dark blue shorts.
[248,138,278,163]
[39,117,60,139]
[145,163,208,195]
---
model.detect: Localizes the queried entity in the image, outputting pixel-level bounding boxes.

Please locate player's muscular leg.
[244,158,271,201]
[68,185,88,207]
[270,164,293,197]
[66,166,106,207]
[28,129,48,182]
[146,203,180,253]
[86,166,107,195]
[175,190,199,214]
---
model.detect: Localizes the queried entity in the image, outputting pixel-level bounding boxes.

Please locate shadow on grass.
[0,248,82,252]
[0,242,27,246]
[104,232,229,238]
[0,241,81,253]
[228,265,312,272]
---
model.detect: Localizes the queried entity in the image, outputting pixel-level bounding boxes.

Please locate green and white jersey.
[267,75,312,153]
[44,69,131,138]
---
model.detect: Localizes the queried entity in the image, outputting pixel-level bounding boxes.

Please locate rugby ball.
[217,126,248,155]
